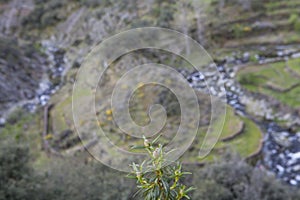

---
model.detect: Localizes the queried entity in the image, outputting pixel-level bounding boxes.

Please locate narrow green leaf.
[151,134,161,145]
[130,145,146,150]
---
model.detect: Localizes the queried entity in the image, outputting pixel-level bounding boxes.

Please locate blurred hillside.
[0,0,300,199]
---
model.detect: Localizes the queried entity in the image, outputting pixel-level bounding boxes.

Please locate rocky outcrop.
[0,0,34,36]
[0,37,46,117]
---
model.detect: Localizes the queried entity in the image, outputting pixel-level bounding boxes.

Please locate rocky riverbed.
[186,45,300,186]
[0,40,67,124]
[23,41,67,111]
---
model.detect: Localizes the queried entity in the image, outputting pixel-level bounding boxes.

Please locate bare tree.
[178,1,191,56]
[192,0,205,46]
[239,0,252,11]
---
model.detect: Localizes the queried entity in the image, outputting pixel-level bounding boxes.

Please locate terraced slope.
[49,65,263,161]
[184,106,263,163]
[237,57,300,108]
[1,0,272,163]
[206,0,300,48]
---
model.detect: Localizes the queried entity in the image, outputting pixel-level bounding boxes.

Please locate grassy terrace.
[288,58,300,75]
[183,106,262,163]
[265,0,300,10]
[237,57,300,108]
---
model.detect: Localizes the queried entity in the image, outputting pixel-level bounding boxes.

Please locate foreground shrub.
[188,152,300,200]
[128,136,195,200]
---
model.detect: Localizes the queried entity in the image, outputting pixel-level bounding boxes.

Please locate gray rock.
[290,179,297,185]
[288,152,300,161]
[252,21,275,30]
[0,117,5,126]
[272,132,292,147]
[291,52,300,59]
[276,165,284,174]
[292,165,300,172]
[243,52,250,61]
